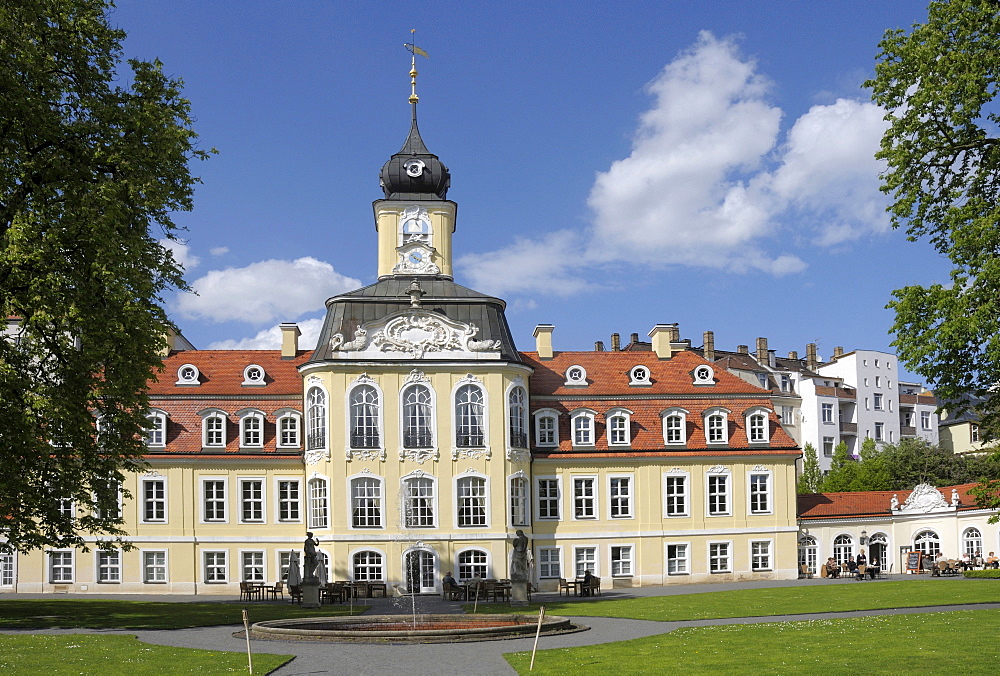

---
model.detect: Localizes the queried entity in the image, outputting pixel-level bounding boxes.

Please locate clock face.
[406,250,425,266]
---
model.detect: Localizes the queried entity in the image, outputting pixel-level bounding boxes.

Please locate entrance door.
[404,550,436,593]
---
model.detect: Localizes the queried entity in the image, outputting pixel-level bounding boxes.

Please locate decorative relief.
[399,447,439,464]
[370,312,499,358]
[306,375,322,386]
[751,464,768,472]
[304,448,329,465]
[452,447,491,461]
[506,448,530,463]
[707,464,729,474]
[457,373,483,386]
[404,369,430,385]
[143,470,164,478]
[508,469,527,480]
[402,469,427,480]
[329,328,369,352]
[351,373,376,386]
[346,447,386,462]
[665,467,686,474]
[899,483,951,513]
[511,375,525,387]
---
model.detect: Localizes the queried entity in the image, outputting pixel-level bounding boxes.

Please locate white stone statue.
[890,494,899,510]
[951,488,960,507]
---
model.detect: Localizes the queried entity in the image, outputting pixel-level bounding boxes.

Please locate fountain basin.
[248,613,581,643]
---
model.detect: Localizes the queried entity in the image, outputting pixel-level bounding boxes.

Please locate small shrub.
[963,569,1000,579]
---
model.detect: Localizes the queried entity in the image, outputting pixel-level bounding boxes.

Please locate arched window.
[353,551,383,581]
[662,409,688,445]
[833,534,853,565]
[457,549,488,581]
[240,410,264,447]
[306,387,326,451]
[867,533,888,568]
[963,528,983,557]
[350,385,380,449]
[570,409,596,447]
[201,410,227,448]
[746,410,769,443]
[606,408,632,446]
[455,384,485,447]
[402,476,435,528]
[704,409,729,444]
[508,386,528,449]
[913,530,940,558]
[509,476,529,527]
[402,385,433,449]
[146,411,167,447]
[798,535,817,575]
[533,409,559,447]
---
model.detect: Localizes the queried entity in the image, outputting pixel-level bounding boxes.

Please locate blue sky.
[113,1,947,381]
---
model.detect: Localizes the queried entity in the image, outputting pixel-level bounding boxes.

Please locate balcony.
[350,431,380,449]
[900,426,917,437]
[403,431,434,448]
[839,422,857,435]
[509,431,528,449]
[456,433,485,448]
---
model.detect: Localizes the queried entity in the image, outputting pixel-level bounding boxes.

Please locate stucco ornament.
[506,448,529,463]
[452,447,491,461]
[399,447,439,464]
[370,311,500,358]
[346,447,386,462]
[898,483,951,513]
[329,327,368,352]
[304,447,329,465]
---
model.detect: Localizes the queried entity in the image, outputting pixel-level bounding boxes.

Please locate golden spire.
[405,29,428,105]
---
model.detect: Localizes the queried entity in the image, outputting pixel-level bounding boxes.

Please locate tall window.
[146,412,166,447]
[240,479,264,523]
[143,551,167,583]
[749,473,770,514]
[403,476,435,528]
[307,478,328,529]
[799,536,818,575]
[352,477,383,528]
[748,412,768,443]
[833,534,854,564]
[203,412,226,447]
[823,437,835,457]
[751,541,771,570]
[204,551,227,582]
[537,478,559,520]
[95,551,119,583]
[1,553,14,586]
[143,479,166,523]
[457,549,488,581]
[608,413,629,446]
[572,412,594,446]
[963,528,983,557]
[874,422,885,441]
[574,547,597,578]
[457,476,487,527]
[707,474,729,515]
[49,551,73,583]
[971,423,981,443]
[664,412,686,444]
[709,542,730,572]
[242,551,265,582]
[508,386,528,448]
[874,393,884,410]
[278,480,300,522]
[455,384,485,447]
[350,385,380,449]
[781,406,794,425]
[353,551,383,581]
[665,475,687,516]
[535,412,558,446]
[278,414,300,447]
[609,477,632,518]
[914,530,940,558]
[821,403,834,423]
[306,387,326,451]
[537,548,560,578]
[611,545,632,576]
[241,413,263,447]
[667,544,688,575]
[573,477,596,519]
[706,412,727,444]
[509,476,529,527]
[203,480,226,522]
[921,411,931,429]
[402,385,433,448]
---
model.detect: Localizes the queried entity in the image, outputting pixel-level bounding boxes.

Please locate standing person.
[857,550,867,567]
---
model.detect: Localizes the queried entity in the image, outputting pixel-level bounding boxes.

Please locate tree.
[797,442,822,494]
[852,437,892,491]
[819,442,857,492]
[0,0,210,551]
[867,1,1000,440]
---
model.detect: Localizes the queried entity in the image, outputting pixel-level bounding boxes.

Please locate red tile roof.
[149,350,311,396]
[798,483,981,519]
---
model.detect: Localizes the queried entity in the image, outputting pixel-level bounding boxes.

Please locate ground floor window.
[667,543,689,575]
[0,553,13,586]
[574,547,597,578]
[278,551,294,581]
[833,534,853,565]
[913,530,940,558]
[798,536,817,575]
[49,551,73,583]
[143,551,167,583]
[537,548,560,579]
[709,542,731,573]
[963,528,983,557]
[751,541,771,571]
[204,551,228,583]
[353,551,384,581]
[242,551,265,582]
[457,549,488,581]
[610,546,632,577]
[97,551,120,583]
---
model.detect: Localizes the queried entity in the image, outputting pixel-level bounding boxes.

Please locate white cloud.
[210,246,230,256]
[206,316,325,350]
[159,238,200,271]
[175,257,361,325]
[458,230,593,298]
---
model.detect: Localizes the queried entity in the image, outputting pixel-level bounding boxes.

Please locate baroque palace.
[12,75,823,596]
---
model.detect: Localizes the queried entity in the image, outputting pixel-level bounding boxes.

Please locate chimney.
[630,332,639,345]
[788,350,798,360]
[280,322,301,358]
[594,341,605,352]
[533,324,555,360]
[756,337,768,365]
[648,324,676,359]
[737,345,749,354]
[833,346,844,359]
[703,331,715,361]
[806,343,818,370]
[611,333,621,351]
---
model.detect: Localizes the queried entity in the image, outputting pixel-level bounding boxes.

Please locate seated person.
[847,556,859,576]
[933,552,948,576]
[581,569,595,596]
[825,557,840,578]
[987,552,999,569]
[867,557,880,579]
[960,552,972,570]
[442,570,461,594]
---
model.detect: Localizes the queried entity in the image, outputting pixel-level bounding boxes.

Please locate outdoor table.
[367,582,387,597]
[247,583,267,600]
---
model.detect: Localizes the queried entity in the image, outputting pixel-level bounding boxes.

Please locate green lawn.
[506,608,1000,674]
[470,579,1000,621]
[0,634,292,675]
[0,599,363,630]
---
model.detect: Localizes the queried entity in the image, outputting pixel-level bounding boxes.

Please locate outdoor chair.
[855,564,867,580]
[288,585,303,605]
[588,576,602,596]
[800,563,813,579]
[558,578,571,596]
[267,581,284,601]
[239,581,260,602]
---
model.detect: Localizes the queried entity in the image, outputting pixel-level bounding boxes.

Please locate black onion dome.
[379,106,450,200]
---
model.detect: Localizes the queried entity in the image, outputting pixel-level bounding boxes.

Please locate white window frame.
[276,478,301,523]
[142,549,168,583]
[746,408,770,444]
[608,474,634,519]
[666,542,690,575]
[242,364,266,387]
[821,403,834,424]
[921,411,931,429]
[509,472,530,527]
[750,539,773,571]
[276,410,301,448]
[351,548,386,581]
[456,547,491,582]
[572,476,597,520]
[506,383,529,450]
[823,437,835,457]
[570,408,597,447]
[573,546,598,578]
[708,541,732,573]
[874,422,885,441]
[48,550,74,583]
[874,393,884,411]
[239,478,265,524]
[833,534,854,565]
[0,552,15,587]
[455,472,490,528]
[141,477,167,524]
[663,471,690,517]
[606,407,632,447]
[533,409,560,447]
[781,406,794,425]
[349,472,385,530]
[307,475,329,530]
[610,544,633,577]
[277,551,295,582]
[628,365,651,386]
[200,477,228,524]
[400,382,436,451]
[748,471,772,515]
[963,528,983,557]
[238,409,265,448]
[704,408,730,445]
[203,550,228,583]
[347,382,384,452]
[706,470,731,517]
[536,476,561,521]
[453,380,489,449]
[536,546,562,579]
[96,549,121,583]
[306,385,328,453]
[401,471,437,529]
[176,363,200,386]
[240,550,266,582]
[199,409,227,448]
[564,364,588,386]
[662,408,688,445]
[146,410,167,447]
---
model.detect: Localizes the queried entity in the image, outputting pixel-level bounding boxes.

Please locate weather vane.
[405,29,428,104]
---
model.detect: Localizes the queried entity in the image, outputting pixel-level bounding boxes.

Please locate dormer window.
[200,409,227,448]
[145,411,167,447]
[746,408,770,444]
[242,365,266,387]
[533,409,560,447]
[704,408,730,444]
[662,408,689,445]
[693,364,715,386]
[628,366,651,387]
[565,365,587,387]
[176,363,200,386]
[239,409,265,448]
[606,408,633,446]
[570,409,597,447]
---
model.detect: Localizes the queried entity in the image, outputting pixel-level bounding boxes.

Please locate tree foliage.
[797,442,822,494]
[867,1,1000,439]
[0,0,210,551]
